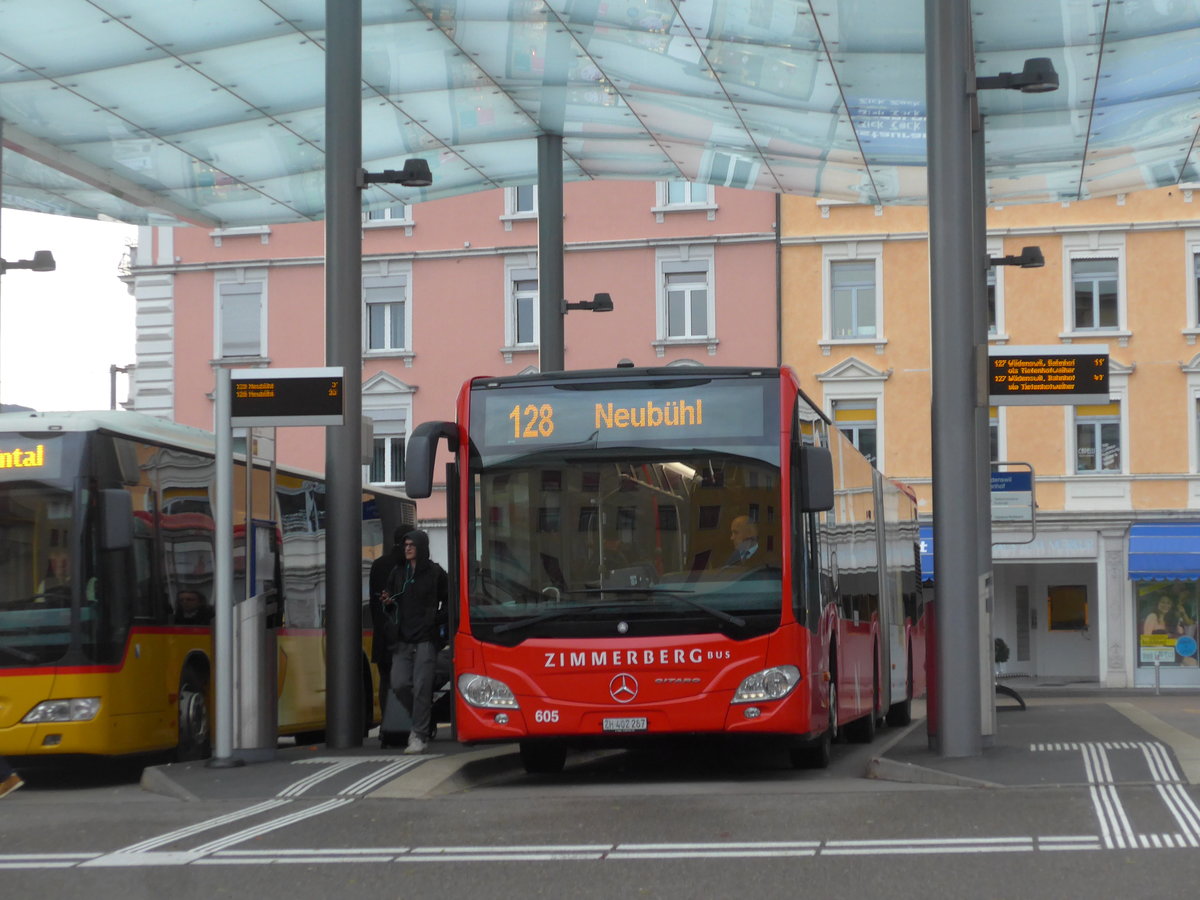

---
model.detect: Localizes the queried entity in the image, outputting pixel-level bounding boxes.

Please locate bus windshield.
[469,452,783,644]
[0,482,82,667]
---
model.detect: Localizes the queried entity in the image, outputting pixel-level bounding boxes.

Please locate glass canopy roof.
[1,0,1197,227]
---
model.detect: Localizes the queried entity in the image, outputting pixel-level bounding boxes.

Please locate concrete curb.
[369,745,522,799]
[140,763,202,802]
[864,718,1002,789]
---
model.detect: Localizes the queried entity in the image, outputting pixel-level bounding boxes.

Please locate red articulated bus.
[407,366,925,773]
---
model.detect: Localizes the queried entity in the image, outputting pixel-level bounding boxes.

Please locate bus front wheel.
[176,670,212,761]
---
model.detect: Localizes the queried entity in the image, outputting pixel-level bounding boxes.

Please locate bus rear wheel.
[176,670,211,761]
[519,741,567,774]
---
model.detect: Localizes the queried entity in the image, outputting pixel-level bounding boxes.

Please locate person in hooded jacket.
[381,529,448,754]
[368,527,406,718]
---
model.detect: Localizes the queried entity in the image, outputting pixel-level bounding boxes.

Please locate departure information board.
[988,345,1109,406]
[230,367,344,426]
[471,375,779,465]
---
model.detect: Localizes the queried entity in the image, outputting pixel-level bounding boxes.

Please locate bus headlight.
[732,666,800,704]
[23,698,102,723]
[457,673,518,709]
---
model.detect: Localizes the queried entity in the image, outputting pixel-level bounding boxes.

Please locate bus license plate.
[602,717,648,733]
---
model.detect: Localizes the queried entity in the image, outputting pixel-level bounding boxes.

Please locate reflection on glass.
[469,454,781,643]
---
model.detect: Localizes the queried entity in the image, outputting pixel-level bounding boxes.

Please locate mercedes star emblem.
[609,672,639,703]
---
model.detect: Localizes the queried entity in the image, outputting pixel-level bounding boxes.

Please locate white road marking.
[16,742,1200,870]
[189,798,355,855]
[113,798,293,854]
[1034,740,1198,851]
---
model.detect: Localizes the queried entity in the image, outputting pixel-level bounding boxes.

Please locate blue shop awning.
[920,526,934,583]
[1128,524,1200,581]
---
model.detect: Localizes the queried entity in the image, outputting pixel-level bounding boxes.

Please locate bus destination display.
[230,367,345,426]
[988,345,1109,406]
[474,380,775,462]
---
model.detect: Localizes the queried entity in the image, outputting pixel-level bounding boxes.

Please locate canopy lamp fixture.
[989,246,1045,269]
[0,250,56,275]
[976,57,1060,94]
[562,292,614,314]
[357,157,433,189]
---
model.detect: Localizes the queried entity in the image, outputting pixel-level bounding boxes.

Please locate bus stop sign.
[230,367,344,427]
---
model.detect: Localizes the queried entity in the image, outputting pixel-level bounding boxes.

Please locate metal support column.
[324,0,364,748]
[925,0,982,757]
[537,133,565,373]
[208,367,241,766]
[972,110,997,742]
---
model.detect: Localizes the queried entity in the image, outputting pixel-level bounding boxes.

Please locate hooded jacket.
[368,527,406,664]
[385,529,448,646]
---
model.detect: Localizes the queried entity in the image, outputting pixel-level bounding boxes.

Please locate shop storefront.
[1129,524,1200,688]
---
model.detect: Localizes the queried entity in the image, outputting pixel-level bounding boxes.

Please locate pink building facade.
[126,181,780,553]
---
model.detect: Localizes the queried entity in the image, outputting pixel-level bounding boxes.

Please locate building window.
[363,375,413,486]
[217,278,265,358]
[370,435,405,484]
[366,203,407,222]
[1072,258,1119,330]
[832,398,877,465]
[1193,252,1200,328]
[364,203,410,225]
[364,275,408,352]
[1074,402,1121,473]
[653,181,716,222]
[665,270,708,338]
[513,278,538,346]
[666,180,709,205]
[506,185,537,216]
[654,248,716,353]
[830,260,877,339]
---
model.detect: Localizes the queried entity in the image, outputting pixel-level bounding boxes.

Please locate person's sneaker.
[0,773,24,798]
[402,734,427,755]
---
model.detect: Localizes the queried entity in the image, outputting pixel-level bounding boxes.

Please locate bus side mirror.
[405,421,460,499]
[799,446,834,512]
[100,489,134,551]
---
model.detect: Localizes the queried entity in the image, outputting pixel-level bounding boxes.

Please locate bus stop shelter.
[2,0,1197,759]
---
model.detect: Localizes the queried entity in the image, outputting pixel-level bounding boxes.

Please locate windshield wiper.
[564,587,747,630]
[491,602,611,635]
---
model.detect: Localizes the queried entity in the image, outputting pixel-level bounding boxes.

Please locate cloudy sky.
[1,210,138,411]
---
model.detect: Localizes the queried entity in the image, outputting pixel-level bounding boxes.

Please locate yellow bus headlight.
[22,698,101,723]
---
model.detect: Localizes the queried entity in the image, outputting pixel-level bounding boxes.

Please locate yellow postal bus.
[0,411,412,759]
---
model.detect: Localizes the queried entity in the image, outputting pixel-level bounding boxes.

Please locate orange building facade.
[780,187,1200,688]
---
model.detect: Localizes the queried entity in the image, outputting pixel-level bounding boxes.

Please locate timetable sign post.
[987,344,1109,406]
[230,367,345,427]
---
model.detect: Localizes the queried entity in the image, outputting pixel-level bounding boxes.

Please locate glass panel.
[370,438,386,482]
[390,302,405,348]
[3,3,1199,223]
[667,290,685,337]
[1099,421,1121,471]
[1048,584,1087,631]
[516,295,534,344]
[468,455,783,644]
[1136,581,1200,668]
[856,427,878,465]
[220,284,261,357]
[389,437,406,483]
[515,184,535,213]
[1076,422,1097,472]
[368,303,387,350]
[690,289,707,336]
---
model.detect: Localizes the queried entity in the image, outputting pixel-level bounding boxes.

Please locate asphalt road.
[3,692,1199,899]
